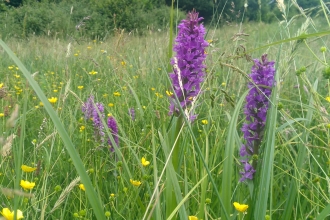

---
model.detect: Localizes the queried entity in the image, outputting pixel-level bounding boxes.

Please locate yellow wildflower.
[233,202,248,213]
[155,93,163,98]
[8,66,14,70]
[79,126,85,132]
[74,53,79,56]
[326,97,330,102]
[108,103,114,107]
[89,70,98,75]
[120,61,126,66]
[188,216,198,220]
[110,193,115,197]
[0,113,4,117]
[79,184,85,191]
[21,165,37,172]
[1,208,24,220]
[221,82,226,87]
[0,83,3,88]
[151,88,155,91]
[130,179,142,187]
[20,180,35,190]
[166,90,173,97]
[48,97,58,104]
[141,157,150,167]
[87,46,92,49]
[201,120,208,125]
[113,92,121,97]
[78,86,84,90]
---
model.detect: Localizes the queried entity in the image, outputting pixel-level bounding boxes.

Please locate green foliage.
[0,0,185,39]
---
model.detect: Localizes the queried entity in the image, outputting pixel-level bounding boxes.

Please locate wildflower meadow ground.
[2,2,330,220]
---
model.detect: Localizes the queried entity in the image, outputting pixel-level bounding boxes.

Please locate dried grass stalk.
[1,134,16,157]
[50,176,81,213]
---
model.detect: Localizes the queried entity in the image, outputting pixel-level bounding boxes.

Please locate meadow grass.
[1,5,330,219]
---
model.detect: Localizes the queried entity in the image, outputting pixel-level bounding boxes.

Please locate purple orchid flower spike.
[239,54,275,181]
[168,10,208,120]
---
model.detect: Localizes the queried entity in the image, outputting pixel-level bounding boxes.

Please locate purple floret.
[107,116,119,151]
[82,95,95,120]
[168,10,208,117]
[82,95,105,141]
[129,108,135,121]
[239,54,275,181]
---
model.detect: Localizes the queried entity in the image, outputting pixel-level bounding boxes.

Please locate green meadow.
[2,2,330,220]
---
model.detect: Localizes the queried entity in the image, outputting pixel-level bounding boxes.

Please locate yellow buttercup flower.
[1,208,24,220]
[79,184,85,191]
[141,157,150,167]
[21,165,37,172]
[0,83,3,88]
[130,179,142,187]
[113,92,121,97]
[78,86,84,90]
[0,113,4,117]
[155,93,163,98]
[201,120,208,125]
[48,97,58,104]
[20,180,35,190]
[233,202,248,212]
[326,97,330,103]
[108,103,114,107]
[166,90,173,97]
[188,216,198,220]
[89,70,98,75]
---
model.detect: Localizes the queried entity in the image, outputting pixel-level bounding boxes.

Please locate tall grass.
[1,1,330,219]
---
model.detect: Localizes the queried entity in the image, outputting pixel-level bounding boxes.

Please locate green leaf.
[220,89,249,219]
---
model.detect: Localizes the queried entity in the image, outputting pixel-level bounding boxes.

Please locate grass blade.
[252,68,278,219]
[220,89,249,219]
[281,80,317,220]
